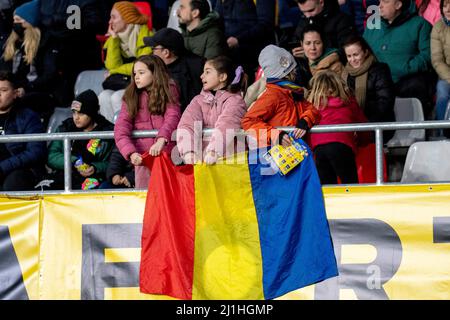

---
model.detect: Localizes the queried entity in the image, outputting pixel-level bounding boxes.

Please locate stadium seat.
[134,1,153,31]
[386,97,426,148]
[46,107,72,134]
[74,70,106,97]
[167,1,181,32]
[355,143,388,183]
[401,141,450,183]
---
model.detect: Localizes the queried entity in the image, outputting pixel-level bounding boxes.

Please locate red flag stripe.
[139,152,196,299]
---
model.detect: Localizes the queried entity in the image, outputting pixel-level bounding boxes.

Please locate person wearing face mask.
[0,0,59,128]
[342,35,395,141]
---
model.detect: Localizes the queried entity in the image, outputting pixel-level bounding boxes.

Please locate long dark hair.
[300,24,327,47]
[206,56,248,95]
[123,55,174,119]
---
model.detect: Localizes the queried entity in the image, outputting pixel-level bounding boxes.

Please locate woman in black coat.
[342,35,395,141]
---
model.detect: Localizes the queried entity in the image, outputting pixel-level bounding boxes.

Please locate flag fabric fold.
[140,139,338,300]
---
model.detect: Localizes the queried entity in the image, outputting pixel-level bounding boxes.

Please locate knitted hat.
[15,0,40,28]
[258,45,297,79]
[113,1,148,25]
[71,90,99,119]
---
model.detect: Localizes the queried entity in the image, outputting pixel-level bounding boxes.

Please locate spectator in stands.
[364,0,435,117]
[342,35,395,140]
[245,25,343,107]
[241,45,320,148]
[0,0,59,127]
[308,71,368,184]
[339,0,380,34]
[291,0,357,59]
[144,27,204,112]
[177,56,248,164]
[431,0,450,120]
[105,146,135,188]
[211,0,276,81]
[177,0,226,59]
[47,90,114,190]
[301,25,344,77]
[416,0,441,24]
[99,1,152,123]
[39,0,106,106]
[0,70,46,191]
[114,55,181,188]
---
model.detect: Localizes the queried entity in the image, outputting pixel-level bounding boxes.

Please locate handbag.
[102,73,131,91]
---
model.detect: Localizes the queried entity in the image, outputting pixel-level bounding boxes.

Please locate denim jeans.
[435,79,450,120]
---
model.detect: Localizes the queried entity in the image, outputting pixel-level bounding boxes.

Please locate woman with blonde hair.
[307,70,368,185]
[0,0,58,125]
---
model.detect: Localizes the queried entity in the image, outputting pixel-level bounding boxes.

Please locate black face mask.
[13,23,25,38]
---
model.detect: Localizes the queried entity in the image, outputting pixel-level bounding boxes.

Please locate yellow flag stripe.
[192,163,264,299]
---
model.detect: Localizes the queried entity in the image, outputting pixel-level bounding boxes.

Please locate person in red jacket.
[307,70,368,184]
[241,45,320,148]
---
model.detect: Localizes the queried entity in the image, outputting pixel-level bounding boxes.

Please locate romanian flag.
[139,139,338,300]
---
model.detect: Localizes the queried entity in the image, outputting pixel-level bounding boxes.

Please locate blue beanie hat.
[15,0,40,28]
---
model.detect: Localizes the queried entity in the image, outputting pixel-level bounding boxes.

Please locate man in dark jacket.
[0,70,46,191]
[144,27,204,112]
[177,0,227,59]
[291,0,357,58]
[211,0,276,79]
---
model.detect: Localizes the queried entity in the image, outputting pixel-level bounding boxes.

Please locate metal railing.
[1,120,450,195]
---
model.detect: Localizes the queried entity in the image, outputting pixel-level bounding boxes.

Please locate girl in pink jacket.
[114,55,181,188]
[307,71,368,185]
[177,56,248,165]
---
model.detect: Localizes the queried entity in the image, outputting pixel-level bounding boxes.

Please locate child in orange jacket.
[241,45,320,148]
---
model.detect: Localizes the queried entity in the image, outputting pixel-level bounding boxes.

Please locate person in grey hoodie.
[177,0,227,59]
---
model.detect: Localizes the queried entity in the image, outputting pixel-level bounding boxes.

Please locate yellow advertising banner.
[2,185,450,299]
[0,196,40,300]
[283,185,450,300]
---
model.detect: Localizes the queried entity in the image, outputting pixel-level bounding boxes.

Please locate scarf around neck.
[117,24,141,58]
[267,78,305,101]
[342,54,375,110]
[443,15,450,26]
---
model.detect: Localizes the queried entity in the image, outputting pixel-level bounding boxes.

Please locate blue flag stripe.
[248,139,339,299]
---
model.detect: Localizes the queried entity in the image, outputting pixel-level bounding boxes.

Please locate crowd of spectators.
[0,0,449,191]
